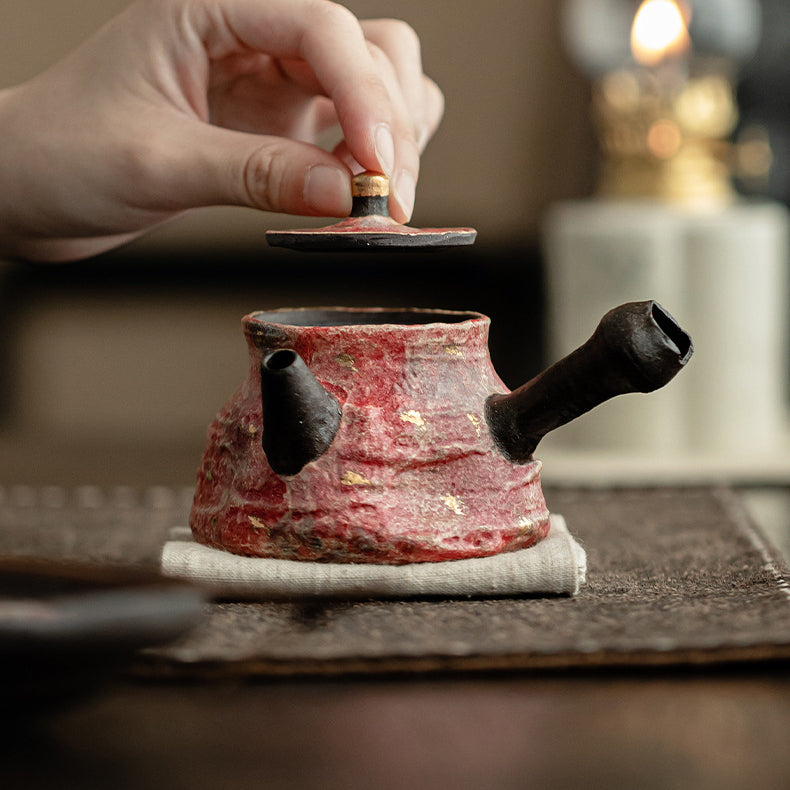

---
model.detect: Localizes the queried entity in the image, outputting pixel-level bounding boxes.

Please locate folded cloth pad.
[160,515,586,599]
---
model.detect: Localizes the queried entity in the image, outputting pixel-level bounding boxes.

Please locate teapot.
[190,302,692,564]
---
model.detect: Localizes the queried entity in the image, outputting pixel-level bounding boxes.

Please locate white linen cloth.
[160,514,586,599]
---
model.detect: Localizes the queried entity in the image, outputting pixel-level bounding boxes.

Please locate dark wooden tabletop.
[4,669,789,790]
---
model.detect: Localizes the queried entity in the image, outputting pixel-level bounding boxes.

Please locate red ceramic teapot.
[190,302,692,564]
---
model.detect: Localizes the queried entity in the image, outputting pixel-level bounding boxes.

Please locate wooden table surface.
[4,669,789,790]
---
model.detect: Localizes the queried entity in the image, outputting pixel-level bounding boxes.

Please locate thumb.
[142,121,353,217]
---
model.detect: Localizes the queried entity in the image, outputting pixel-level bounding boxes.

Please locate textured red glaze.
[265,215,477,250]
[270,215,476,236]
[190,308,550,564]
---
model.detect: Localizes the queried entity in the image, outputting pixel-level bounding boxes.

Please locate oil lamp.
[542,0,790,473]
[563,0,760,206]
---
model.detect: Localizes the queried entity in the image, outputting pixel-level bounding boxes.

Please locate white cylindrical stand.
[542,198,789,462]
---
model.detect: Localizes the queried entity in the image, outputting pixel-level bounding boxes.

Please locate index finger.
[190,0,396,175]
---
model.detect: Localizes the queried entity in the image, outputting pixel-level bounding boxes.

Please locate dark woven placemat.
[1,485,789,674]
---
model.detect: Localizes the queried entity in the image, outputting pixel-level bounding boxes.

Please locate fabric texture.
[160,514,586,599]
[6,486,790,673]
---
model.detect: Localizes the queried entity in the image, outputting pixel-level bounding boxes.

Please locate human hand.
[0,0,444,261]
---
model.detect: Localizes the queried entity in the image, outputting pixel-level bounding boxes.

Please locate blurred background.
[0,0,787,487]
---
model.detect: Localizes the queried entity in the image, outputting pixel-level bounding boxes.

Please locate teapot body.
[190,308,550,564]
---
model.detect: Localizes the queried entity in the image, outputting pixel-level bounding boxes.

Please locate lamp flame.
[631,0,690,66]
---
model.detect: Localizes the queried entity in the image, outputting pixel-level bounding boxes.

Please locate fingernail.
[304,165,350,215]
[374,124,395,175]
[392,169,416,220]
[416,126,427,152]
[416,124,431,152]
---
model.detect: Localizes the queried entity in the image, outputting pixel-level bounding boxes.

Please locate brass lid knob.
[349,171,390,218]
[351,172,389,198]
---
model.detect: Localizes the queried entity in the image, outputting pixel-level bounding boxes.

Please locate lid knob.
[351,171,390,197]
[350,172,390,217]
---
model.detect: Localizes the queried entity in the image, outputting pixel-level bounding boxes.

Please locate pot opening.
[248,308,483,328]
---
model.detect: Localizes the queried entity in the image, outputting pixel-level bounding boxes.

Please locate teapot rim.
[243,306,488,330]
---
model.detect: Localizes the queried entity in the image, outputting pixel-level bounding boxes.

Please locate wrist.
[0,85,38,259]
[0,82,125,262]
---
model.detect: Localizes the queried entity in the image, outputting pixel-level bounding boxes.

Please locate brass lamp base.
[592,69,739,208]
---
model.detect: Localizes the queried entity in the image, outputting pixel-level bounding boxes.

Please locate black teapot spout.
[486,301,693,463]
[260,349,342,476]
